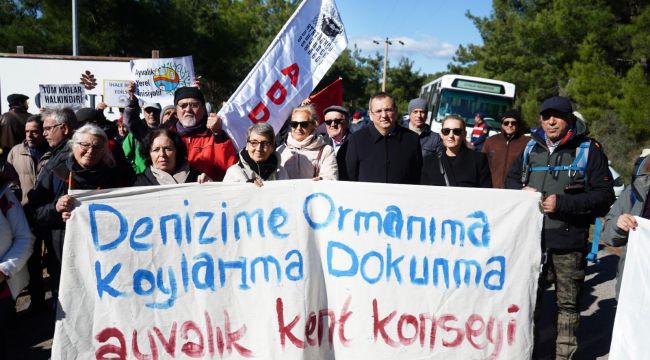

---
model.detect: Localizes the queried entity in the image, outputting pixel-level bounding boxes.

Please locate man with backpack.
[506,96,615,359]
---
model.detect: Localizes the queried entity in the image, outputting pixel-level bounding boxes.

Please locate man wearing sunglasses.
[345,92,422,184]
[505,96,615,359]
[323,105,350,180]
[481,109,529,188]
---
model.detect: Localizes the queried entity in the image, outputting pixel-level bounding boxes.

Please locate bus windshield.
[435,89,513,128]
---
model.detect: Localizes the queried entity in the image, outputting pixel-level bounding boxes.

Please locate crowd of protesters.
[1,78,647,359]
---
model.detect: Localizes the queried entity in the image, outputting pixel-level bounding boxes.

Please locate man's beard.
[180,115,197,127]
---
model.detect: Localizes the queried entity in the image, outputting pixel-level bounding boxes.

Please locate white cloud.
[349,36,458,60]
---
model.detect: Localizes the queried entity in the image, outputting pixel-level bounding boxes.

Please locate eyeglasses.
[176,101,202,110]
[324,119,344,126]
[248,140,272,148]
[76,142,104,151]
[502,121,518,127]
[441,128,463,136]
[43,123,63,133]
[372,108,395,115]
[289,121,311,129]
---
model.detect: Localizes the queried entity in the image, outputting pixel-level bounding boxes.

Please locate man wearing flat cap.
[506,96,614,359]
[481,109,529,188]
[0,94,32,157]
[322,105,351,180]
[403,98,442,158]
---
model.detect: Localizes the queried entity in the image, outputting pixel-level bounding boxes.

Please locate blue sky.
[336,0,493,75]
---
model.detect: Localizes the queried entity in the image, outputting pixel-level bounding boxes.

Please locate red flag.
[309,77,343,124]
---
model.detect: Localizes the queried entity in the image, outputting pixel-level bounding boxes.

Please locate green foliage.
[452,0,650,179]
[615,64,650,139]
[0,0,427,113]
[0,0,300,103]
[386,58,427,113]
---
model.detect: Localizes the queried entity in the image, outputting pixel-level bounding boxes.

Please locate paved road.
[7,249,620,359]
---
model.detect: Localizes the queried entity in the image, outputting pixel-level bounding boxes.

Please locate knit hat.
[408,98,428,113]
[501,109,521,123]
[7,94,28,106]
[161,105,175,115]
[174,87,205,105]
[353,111,361,120]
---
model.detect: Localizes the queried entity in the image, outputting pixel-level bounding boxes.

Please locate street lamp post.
[373,37,405,92]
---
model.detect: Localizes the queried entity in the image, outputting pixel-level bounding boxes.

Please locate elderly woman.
[277,105,338,180]
[223,123,288,185]
[133,129,210,186]
[28,123,128,292]
[421,115,492,188]
[0,169,34,357]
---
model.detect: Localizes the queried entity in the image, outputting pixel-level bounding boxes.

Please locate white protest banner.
[129,55,195,104]
[610,216,650,359]
[38,84,86,110]
[218,0,348,150]
[102,80,131,107]
[52,182,542,359]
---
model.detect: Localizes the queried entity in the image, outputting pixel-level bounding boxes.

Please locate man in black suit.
[345,92,422,184]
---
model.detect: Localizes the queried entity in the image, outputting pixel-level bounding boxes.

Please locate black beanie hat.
[174,87,205,106]
[501,109,521,123]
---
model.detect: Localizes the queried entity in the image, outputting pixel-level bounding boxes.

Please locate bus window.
[436,89,512,126]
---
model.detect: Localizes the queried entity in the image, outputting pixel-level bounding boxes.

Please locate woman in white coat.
[223,122,288,185]
[0,175,34,357]
[276,105,338,180]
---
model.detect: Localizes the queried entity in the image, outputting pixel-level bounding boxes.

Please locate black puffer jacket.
[29,156,127,262]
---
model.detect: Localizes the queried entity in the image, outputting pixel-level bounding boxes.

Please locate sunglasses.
[441,128,463,136]
[289,121,311,129]
[502,121,518,126]
[325,119,344,126]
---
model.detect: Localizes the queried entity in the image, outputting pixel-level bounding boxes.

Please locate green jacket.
[122,132,146,174]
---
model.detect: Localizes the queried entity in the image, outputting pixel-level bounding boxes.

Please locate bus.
[419,74,516,136]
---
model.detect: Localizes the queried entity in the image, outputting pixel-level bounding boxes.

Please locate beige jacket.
[277,134,338,180]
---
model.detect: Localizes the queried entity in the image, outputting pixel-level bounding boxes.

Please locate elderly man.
[346,92,422,184]
[402,98,442,157]
[0,93,32,156]
[506,96,615,359]
[481,109,529,188]
[34,108,78,177]
[170,87,237,181]
[323,105,351,180]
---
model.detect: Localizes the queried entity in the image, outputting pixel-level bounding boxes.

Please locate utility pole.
[373,37,405,92]
[72,0,79,55]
